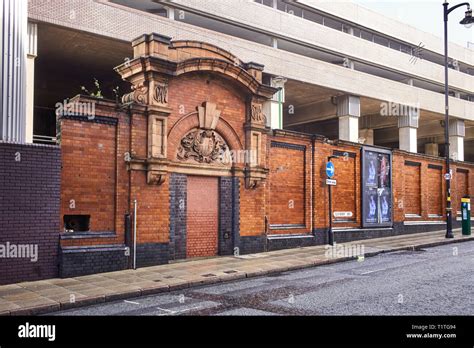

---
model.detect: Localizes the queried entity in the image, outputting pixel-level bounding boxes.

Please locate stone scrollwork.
[245,177,259,190]
[177,129,229,164]
[147,171,166,185]
[122,81,148,105]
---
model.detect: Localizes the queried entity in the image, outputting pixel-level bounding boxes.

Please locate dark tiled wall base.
[0,143,61,285]
[136,243,169,268]
[219,177,240,256]
[169,174,187,261]
[238,236,266,255]
[267,236,318,251]
[59,245,128,278]
[392,222,453,235]
[313,223,452,245]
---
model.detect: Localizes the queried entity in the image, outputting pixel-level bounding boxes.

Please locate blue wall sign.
[326,162,335,178]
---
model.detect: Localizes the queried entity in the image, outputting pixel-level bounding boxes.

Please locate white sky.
[352,0,474,48]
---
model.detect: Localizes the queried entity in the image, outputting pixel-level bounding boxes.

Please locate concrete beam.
[360,114,398,130]
[284,99,336,127]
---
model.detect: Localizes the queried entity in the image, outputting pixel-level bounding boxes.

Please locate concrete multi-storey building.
[11,0,473,161]
[0,0,473,281]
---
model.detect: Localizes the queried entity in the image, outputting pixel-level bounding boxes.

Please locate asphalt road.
[52,241,474,316]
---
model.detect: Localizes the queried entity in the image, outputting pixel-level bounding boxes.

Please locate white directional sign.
[326,179,337,186]
[334,211,353,218]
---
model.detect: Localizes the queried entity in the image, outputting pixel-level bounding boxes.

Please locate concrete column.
[404,78,414,86]
[1,0,28,143]
[165,7,175,20]
[449,119,465,161]
[271,37,278,49]
[343,58,354,69]
[25,22,37,144]
[263,76,286,130]
[424,143,439,156]
[359,128,374,145]
[337,95,360,142]
[398,109,419,153]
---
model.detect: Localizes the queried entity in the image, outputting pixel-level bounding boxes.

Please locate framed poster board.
[361,146,393,228]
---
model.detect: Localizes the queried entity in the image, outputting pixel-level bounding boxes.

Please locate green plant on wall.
[81,79,121,102]
[81,78,103,99]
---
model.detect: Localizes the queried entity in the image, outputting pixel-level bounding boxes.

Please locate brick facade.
[0,143,61,285]
[53,34,474,279]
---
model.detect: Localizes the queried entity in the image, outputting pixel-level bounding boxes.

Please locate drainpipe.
[133,199,138,270]
[278,89,283,129]
[127,105,133,268]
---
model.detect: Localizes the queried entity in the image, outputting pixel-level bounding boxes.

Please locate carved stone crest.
[177,129,229,164]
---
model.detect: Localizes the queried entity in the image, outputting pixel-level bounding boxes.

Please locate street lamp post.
[442,2,473,239]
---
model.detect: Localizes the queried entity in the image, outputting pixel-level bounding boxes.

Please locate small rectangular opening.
[64,215,91,232]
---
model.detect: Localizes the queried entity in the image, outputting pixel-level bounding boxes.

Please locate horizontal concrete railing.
[300,0,474,67]
[169,0,474,94]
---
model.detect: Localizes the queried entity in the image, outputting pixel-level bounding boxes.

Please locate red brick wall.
[240,179,266,236]
[390,151,474,223]
[186,176,219,257]
[267,136,311,234]
[59,95,474,260]
[266,134,361,232]
[332,151,358,225]
[454,170,469,215]
[60,118,117,233]
[426,167,443,217]
[131,170,170,244]
[313,141,361,229]
[59,98,130,248]
[167,73,246,161]
[403,164,422,216]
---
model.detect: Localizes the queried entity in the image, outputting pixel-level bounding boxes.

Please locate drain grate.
[201,273,217,278]
[164,276,174,279]
[223,270,238,274]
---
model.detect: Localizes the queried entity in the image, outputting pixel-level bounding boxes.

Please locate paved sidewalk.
[0,229,472,315]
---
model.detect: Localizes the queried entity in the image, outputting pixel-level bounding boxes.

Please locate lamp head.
[460,9,474,28]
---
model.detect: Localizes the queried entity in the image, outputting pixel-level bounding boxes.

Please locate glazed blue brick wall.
[169,173,187,260]
[0,142,61,285]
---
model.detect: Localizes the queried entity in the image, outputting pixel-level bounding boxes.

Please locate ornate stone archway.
[115,33,278,188]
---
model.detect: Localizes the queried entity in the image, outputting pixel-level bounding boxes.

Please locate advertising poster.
[362,147,393,227]
[366,188,379,224]
[380,189,391,223]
